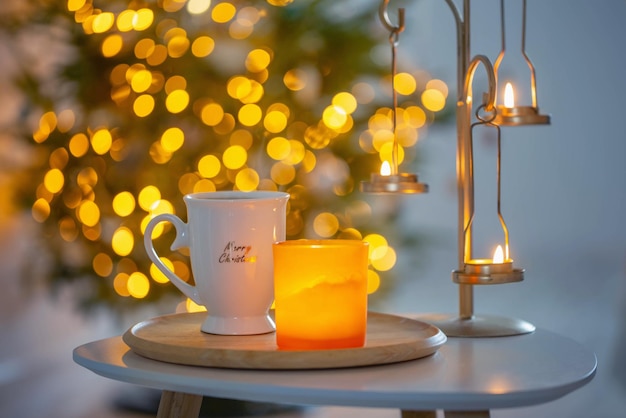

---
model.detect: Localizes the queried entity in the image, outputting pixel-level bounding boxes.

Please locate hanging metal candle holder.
[360,0,428,194]
[422,53,535,337]
[493,0,550,126]
[452,104,524,285]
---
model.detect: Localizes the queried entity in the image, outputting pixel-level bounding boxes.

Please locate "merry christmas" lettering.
[219,241,254,263]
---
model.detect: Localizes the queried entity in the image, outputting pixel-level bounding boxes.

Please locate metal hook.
[379,0,405,34]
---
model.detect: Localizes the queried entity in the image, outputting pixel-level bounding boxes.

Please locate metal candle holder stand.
[362,0,550,337]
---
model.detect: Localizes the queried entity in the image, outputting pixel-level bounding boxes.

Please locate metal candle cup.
[272,240,369,350]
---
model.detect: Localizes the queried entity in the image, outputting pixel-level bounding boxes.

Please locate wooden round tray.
[122,312,446,370]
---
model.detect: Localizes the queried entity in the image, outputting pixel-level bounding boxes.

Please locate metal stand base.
[414,313,535,338]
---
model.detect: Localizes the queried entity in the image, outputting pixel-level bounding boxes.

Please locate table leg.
[444,411,490,418]
[401,411,437,418]
[156,390,203,418]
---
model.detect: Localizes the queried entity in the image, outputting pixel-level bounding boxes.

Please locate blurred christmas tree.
[4,0,450,313]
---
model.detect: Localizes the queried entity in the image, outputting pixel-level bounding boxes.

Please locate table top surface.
[73,323,597,412]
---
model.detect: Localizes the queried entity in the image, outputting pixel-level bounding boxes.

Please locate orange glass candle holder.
[272,239,369,350]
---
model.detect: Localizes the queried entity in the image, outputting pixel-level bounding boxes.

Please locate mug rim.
[184,191,289,202]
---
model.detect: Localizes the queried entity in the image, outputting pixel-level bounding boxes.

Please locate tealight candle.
[272,239,369,350]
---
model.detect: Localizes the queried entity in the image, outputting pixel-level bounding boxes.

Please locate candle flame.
[493,245,504,264]
[504,83,515,108]
[380,161,391,176]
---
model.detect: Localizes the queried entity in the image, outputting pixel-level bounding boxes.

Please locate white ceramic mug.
[144,191,289,335]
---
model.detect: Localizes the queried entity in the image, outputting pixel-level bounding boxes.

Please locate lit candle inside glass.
[380,160,391,176]
[464,244,513,274]
[493,245,505,263]
[504,82,515,108]
[272,240,369,350]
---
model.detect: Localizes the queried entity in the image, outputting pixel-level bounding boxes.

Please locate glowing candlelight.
[504,83,515,108]
[273,240,369,350]
[380,161,391,176]
[493,245,505,264]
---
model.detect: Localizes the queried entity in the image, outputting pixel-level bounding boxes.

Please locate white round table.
[73,327,596,418]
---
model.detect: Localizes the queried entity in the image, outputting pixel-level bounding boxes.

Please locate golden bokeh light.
[404,105,427,128]
[379,141,405,165]
[44,168,64,194]
[147,44,168,66]
[322,105,348,130]
[92,12,115,34]
[117,10,136,32]
[270,162,295,185]
[133,9,154,31]
[267,136,291,160]
[263,110,288,133]
[422,88,446,112]
[178,172,200,194]
[426,78,449,98]
[230,129,253,149]
[134,38,156,59]
[67,0,86,12]
[370,245,397,272]
[191,36,215,57]
[113,191,136,217]
[198,154,221,178]
[227,76,252,100]
[284,139,305,165]
[313,212,339,237]
[32,198,51,223]
[133,94,155,117]
[222,145,247,169]
[93,252,113,277]
[235,168,259,191]
[167,34,190,58]
[150,257,174,283]
[212,2,236,23]
[112,226,134,256]
[113,273,131,297]
[363,233,387,259]
[200,103,225,126]
[186,298,207,313]
[160,127,185,152]
[214,113,236,134]
[238,103,262,126]
[131,69,153,93]
[239,80,264,104]
[332,92,358,114]
[69,133,89,157]
[138,185,161,211]
[394,72,417,96]
[150,199,174,216]
[127,272,150,298]
[49,147,69,170]
[166,89,190,113]
[283,69,306,91]
[101,34,123,58]
[77,200,100,227]
[193,178,217,193]
[246,48,272,73]
[366,269,381,294]
[187,0,212,15]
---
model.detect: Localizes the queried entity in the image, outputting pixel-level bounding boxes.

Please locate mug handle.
[143,213,201,304]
